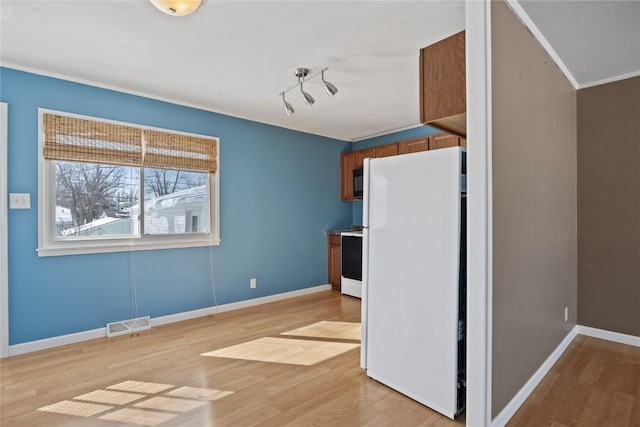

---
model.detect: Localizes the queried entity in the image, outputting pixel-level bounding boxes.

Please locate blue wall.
[1,67,352,345]
[350,126,439,225]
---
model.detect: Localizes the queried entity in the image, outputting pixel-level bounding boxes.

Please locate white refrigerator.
[360,146,466,419]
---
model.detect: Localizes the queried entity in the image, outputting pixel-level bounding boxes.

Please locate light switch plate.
[9,193,30,209]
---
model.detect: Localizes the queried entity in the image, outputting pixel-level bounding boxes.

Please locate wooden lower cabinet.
[327,234,342,290]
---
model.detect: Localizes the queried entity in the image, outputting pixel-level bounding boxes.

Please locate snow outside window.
[38,109,220,257]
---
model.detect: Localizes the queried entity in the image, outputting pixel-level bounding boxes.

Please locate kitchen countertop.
[326,227,363,236]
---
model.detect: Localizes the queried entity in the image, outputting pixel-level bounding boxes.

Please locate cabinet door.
[375,143,398,158]
[429,133,462,150]
[398,137,429,154]
[420,31,466,136]
[355,148,376,169]
[341,152,356,200]
[327,234,342,290]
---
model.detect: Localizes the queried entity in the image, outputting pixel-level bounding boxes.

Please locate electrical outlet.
[564,306,568,323]
[250,278,256,289]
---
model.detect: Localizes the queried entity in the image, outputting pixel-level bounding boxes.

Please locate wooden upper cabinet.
[341,135,462,200]
[355,147,376,169]
[420,31,466,137]
[398,136,429,155]
[429,133,465,150]
[375,143,398,158]
[341,152,356,200]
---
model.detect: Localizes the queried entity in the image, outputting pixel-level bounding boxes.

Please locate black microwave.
[353,167,363,198]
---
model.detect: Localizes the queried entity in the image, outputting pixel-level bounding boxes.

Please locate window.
[38,109,220,256]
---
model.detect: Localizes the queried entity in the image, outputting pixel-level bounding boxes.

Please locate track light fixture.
[279,67,338,116]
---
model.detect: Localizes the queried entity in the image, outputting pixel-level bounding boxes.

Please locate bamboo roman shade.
[43,113,218,173]
[43,113,143,167]
[143,129,217,173]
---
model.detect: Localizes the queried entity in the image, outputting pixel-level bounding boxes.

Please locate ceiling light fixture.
[300,80,316,107]
[282,93,295,117]
[149,0,203,16]
[279,67,338,116]
[321,70,339,97]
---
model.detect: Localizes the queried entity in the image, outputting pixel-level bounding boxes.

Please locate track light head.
[284,101,295,116]
[321,70,338,97]
[282,94,295,116]
[323,81,339,97]
[295,68,315,106]
[301,85,315,106]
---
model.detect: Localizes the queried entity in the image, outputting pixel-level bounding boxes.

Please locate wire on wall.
[209,246,219,312]
[130,251,138,319]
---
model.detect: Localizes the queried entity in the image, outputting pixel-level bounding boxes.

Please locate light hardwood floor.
[0,290,465,427]
[508,334,640,427]
[3,290,638,427]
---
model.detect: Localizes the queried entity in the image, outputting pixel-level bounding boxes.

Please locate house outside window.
[38,109,220,256]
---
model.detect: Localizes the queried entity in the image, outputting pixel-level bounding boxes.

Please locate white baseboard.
[491,324,640,426]
[150,306,218,327]
[7,284,332,357]
[577,325,640,347]
[8,327,107,357]
[151,284,333,325]
[492,325,579,427]
[214,284,332,314]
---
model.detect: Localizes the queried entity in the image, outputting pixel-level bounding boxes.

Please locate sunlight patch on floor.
[37,400,113,417]
[73,389,146,405]
[134,396,208,412]
[37,380,234,426]
[201,336,360,366]
[107,380,174,394]
[99,407,177,426]
[167,386,234,401]
[281,321,361,341]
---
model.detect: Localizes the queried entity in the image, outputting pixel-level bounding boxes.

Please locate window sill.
[37,237,221,257]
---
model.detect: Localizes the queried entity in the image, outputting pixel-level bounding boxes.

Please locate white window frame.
[37,108,220,257]
[1,102,9,357]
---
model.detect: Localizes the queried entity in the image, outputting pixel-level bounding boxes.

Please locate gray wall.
[577,76,640,337]
[491,0,577,418]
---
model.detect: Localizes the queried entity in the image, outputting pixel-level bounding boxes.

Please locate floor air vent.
[107,316,151,337]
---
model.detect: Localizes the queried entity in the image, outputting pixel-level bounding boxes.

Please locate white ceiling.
[1,1,638,142]
[518,0,640,88]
